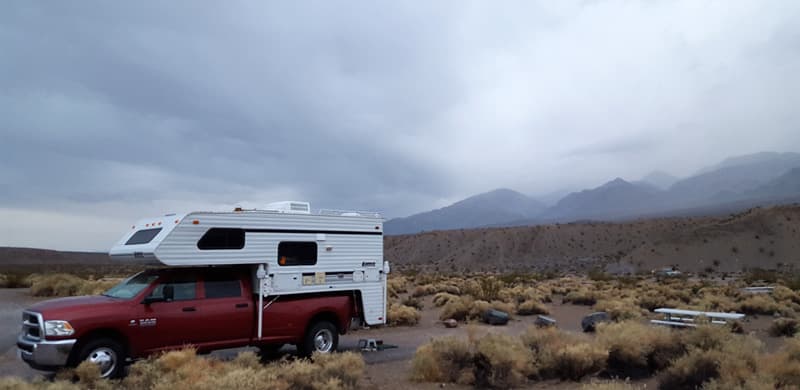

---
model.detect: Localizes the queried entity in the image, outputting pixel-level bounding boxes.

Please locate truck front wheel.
[75,338,126,379]
[300,321,338,357]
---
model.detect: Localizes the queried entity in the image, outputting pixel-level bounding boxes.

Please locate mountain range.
[384,152,800,235]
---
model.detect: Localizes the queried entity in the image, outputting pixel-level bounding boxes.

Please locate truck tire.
[300,321,338,357]
[75,338,126,379]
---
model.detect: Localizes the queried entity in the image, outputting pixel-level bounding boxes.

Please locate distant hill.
[384,189,545,235]
[665,152,800,208]
[385,151,800,234]
[385,204,800,274]
[538,178,661,221]
[0,247,110,265]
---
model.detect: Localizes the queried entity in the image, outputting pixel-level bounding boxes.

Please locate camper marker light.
[192,220,199,225]
[44,320,74,337]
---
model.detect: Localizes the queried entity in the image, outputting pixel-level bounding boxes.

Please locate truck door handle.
[235,303,249,309]
[182,307,196,312]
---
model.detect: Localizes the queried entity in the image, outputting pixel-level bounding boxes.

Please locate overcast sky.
[2,1,800,251]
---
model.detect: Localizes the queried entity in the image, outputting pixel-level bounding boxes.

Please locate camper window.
[278,242,317,266]
[197,228,245,250]
[125,228,162,245]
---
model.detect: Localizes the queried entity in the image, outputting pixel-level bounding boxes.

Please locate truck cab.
[18,266,357,378]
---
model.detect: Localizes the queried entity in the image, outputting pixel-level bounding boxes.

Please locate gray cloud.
[1,1,800,250]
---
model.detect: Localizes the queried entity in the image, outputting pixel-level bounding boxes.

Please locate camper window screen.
[278,242,317,266]
[125,228,162,245]
[197,228,245,250]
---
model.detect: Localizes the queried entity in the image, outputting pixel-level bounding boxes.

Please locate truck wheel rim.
[314,329,333,353]
[87,347,117,378]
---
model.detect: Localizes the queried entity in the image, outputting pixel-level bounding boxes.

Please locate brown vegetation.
[28,274,121,297]
[0,348,365,390]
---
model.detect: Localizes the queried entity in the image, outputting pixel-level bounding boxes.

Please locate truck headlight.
[44,320,75,336]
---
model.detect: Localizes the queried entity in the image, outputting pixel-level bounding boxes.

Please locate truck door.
[131,274,203,353]
[193,271,252,345]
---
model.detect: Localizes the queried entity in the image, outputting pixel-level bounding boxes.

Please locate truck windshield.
[103,272,158,299]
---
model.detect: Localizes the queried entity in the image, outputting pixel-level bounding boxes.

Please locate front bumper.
[17,335,76,371]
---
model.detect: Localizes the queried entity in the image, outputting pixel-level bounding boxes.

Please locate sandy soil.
[386,204,800,274]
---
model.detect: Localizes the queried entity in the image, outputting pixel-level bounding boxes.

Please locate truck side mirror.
[163,285,174,301]
[141,284,175,305]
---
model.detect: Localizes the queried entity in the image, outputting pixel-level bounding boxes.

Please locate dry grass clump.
[387,303,421,326]
[28,274,120,297]
[440,297,471,321]
[521,326,606,380]
[387,276,409,297]
[517,299,549,316]
[563,289,597,305]
[582,381,646,390]
[400,296,424,310]
[657,326,763,390]
[596,321,684,377]
[762,337,800,388]
[411,337,475,384]
[411,332,533,389]
[438,296,515,322]
[433,292,459,307]
[658,348,722,390]
[592,298,642,321]
[473,333,532,389]
[737,294,781,315]
[0,349,365,390]
[769,318,799,337]
[411,284,437,297]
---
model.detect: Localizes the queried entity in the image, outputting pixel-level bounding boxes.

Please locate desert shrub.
[593,299,642,321]
[597,321,684,377]
[773,286,800,305]
[4,348,365,390]
[401,296,424,310]
[658,349,722,390]
[582,381,646,390]
[744,268,779,284]
[411,337,474,384]
[474,277,504,301]
[563,289,597,305]
[769,318,799,337]
[473,333,532,389]
[681,325,732,352]
[737,295,781,315]
[661,328,763,390]
[0,271,35,288]
[433,292,459,307]
[517,300,549,316]
[468,300,515,321]
[387,276,408,297]
[549,342,607,380]
[27,274,121,297]
[30,274,86,297]
[763,338,800,388]
[440,297,471,321]
[387,304,421,326]
[521,326,607,380]
[434,282,462,295]
[411,284,437,297]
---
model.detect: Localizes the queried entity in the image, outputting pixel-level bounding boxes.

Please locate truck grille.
[21,311,44,341]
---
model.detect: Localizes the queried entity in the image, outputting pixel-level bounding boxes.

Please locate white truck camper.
[109,201,389,333]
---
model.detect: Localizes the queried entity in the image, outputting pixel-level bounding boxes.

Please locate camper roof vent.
[265,201,311,214]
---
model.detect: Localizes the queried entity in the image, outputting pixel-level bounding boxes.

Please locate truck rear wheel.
[75,338,126,379]
[300,321,338,357]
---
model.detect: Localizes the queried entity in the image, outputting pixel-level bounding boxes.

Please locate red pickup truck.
[17,266,357,378]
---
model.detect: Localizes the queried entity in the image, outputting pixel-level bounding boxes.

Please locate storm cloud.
[2,1,799,250]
